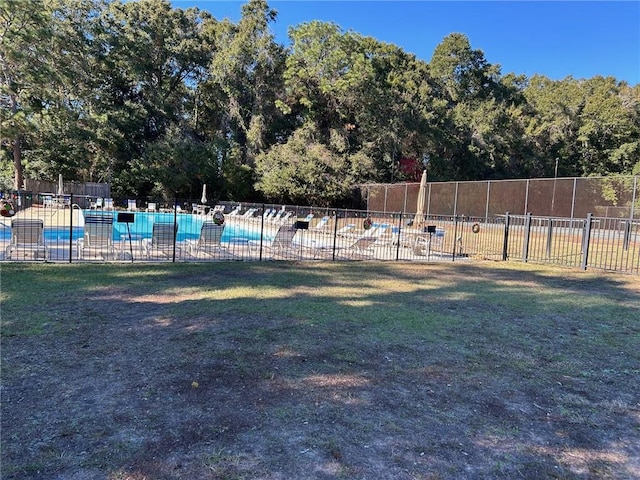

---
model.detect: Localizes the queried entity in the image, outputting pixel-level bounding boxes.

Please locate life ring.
[212,211,225,225]
[471,222,480,234]
[0,201,16,217]
[363,217,373,230]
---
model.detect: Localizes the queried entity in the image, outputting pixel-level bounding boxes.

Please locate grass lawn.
[1,261,639,479]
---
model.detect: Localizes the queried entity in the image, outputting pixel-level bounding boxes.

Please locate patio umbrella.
[201,184,207,204]
[413,169,427,227]
[58,173,64,196]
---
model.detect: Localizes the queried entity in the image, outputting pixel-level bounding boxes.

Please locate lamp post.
[551,157,559,216]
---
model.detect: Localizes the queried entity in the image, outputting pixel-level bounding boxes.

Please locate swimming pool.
[0,212,272,243]
[110,211,267,243]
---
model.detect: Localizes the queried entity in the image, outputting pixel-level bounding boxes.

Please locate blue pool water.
[0,212,268,243]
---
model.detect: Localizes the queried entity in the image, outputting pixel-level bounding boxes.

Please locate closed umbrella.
[58,174,64,196]
[414,169,427,227]
[201,184,207,205]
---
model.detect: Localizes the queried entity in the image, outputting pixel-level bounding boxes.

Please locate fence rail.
[1,193,638,275]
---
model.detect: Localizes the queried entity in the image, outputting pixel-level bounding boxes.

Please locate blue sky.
[171,1,640,85]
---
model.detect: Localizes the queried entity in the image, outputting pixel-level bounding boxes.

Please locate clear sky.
[171,1,640,85]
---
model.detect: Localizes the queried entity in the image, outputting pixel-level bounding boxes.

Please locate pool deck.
[1,205,85,227]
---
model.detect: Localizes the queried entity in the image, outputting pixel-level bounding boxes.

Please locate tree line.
[2,0,639,206]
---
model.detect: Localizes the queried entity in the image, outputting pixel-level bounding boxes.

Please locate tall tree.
[0,0,52,189]
[204,0,286,162]
[281,21,437,184]
[89,0,217,197]
[577,76,639,175]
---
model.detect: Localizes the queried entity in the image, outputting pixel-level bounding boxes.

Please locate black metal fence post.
[623,220,631,251]
[452,215,459,262]
[581,213,593,271]
[69,193,74,263]
[395,212,403,261]
[502,212,510,261]
[522,213,532,263]
[331,209,340,261]
[172,193,178,262]
[259,203,265,261]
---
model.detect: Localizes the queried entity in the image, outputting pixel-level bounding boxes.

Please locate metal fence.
[1,193,638,275]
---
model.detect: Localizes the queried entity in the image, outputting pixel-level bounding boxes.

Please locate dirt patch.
[1,262,639,479]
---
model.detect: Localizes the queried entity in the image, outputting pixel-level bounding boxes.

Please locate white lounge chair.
[336,224,356,237]
[77,214,117,260]
[186,221,225,257]
[312,216,330,232]
[142,222,178,259]
[90,197,103,210]
[42,195,54,208]
[278,211,293,224]
[338,235,379,259]
[5,219,49,260]
[248,224,298,258]
[241,208,258,218]
[227,205,242,216]
[127,199,138,211]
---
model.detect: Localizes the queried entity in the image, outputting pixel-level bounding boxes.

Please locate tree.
[0,0,52,189]
[577,76,639,175]
[428,33,513,180]
[281,21,438,183]
[87,0,218,197]
[255,122,374,205]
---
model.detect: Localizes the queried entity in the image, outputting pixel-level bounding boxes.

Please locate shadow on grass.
[1,262,639,479]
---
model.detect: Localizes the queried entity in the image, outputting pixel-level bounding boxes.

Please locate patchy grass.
[1,261,639,479]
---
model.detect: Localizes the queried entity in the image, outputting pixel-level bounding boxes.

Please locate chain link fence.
[360,175,640,220]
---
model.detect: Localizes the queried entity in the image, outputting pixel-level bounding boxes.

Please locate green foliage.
[2,0,639,204]
[255,123,374,205]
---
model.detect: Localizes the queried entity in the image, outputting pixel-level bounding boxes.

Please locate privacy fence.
[1,193,638,275]
[361,175,640,219]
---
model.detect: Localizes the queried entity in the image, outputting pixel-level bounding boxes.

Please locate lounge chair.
[412,227,446,256]
[90,197,103,210]
[127,199,138,211]
[142,222,178,259]
[227,205,241,216]
[336,224,356,237]
[77,214,117,260]
[5,219,49,260]
[312,216,330,232]
[261,208,274,220]
[42,195,54,208]
[103,198,114,211]
[146,202,157,213]
[338,235,379,259]
[186,221,225,258]
[248,224,298,258]
[265,209,278,221]
[278,211,293,224]
[241,207,258,218]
